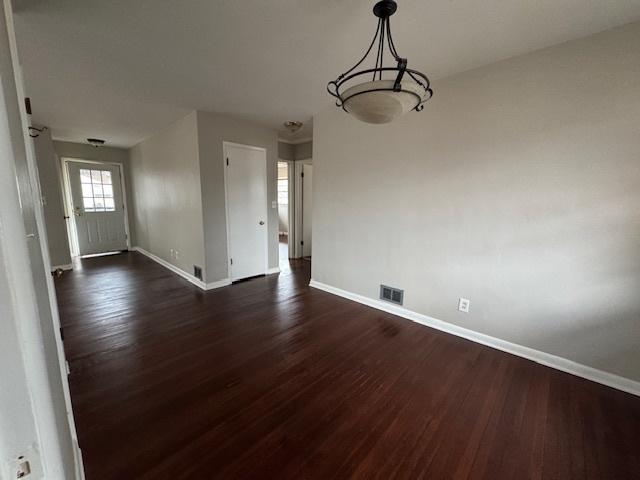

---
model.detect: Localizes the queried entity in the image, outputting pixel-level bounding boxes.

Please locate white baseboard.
[51,263,73,271]
[309,279,640,397]
[266,267,281,275]
[132,247,229,291]
[206,278,231,290]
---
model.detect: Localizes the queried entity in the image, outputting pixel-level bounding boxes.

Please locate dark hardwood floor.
[55,252,640,479]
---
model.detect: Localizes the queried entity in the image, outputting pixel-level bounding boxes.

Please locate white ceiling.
[12,0,640,148]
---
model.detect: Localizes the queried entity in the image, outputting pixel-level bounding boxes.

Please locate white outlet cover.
[271,200,277,209]
[458,297,470,313]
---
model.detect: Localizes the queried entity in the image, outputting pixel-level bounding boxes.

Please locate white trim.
[266,267,281,275]
[278,137,312,145]
[309,279,640,397]
[205,278,232,290]
[132,246,231,291]
[51,263,73,271]
[222,141,269,281]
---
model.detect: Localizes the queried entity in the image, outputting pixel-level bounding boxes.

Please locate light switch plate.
[271,201,277,209]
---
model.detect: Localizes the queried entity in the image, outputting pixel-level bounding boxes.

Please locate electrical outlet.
[271,200,277,209]
[175,250,179,260]
[170,248,174,258]
[458,297,470,313]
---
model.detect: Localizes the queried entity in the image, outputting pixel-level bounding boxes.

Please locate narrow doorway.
[277,161,290,270]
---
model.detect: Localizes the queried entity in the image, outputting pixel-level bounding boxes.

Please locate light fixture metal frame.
[327,0,433,115]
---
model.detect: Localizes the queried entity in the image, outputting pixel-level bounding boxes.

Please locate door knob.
[259,221,265,225]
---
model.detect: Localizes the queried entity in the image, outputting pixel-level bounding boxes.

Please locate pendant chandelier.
[327,0,433,124]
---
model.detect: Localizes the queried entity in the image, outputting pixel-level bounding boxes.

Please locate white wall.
[129,111,206,278]
[312,22,640,382]
[196,110,279,282]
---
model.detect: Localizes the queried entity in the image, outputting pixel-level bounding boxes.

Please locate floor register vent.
[380,285,404,306]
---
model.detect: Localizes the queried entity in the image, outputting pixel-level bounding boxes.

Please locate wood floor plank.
[54,251,640,479]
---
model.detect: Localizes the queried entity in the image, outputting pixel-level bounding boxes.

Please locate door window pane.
[83,197,95,211]
[79,168,116,211]
[80,169,92,184]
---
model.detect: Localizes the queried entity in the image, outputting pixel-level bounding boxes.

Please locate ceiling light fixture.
[87,138,105,147]
[327,0,433,124]
[283,121,303,134]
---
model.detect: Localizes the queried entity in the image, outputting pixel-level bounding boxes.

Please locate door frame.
[222,141,269,281]
[293,158,312,258]
[60,157,131,257]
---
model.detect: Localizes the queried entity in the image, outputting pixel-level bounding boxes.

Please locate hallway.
[55,253,640,480]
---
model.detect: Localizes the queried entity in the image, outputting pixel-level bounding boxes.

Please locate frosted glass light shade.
[342,79,425,124]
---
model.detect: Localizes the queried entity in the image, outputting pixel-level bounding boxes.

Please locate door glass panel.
[80,169,92,184]
[83,197,95,211]
[79,168,117,211]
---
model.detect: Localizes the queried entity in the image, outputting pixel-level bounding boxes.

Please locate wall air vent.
[380,284,403,306]
[193,265,202,280]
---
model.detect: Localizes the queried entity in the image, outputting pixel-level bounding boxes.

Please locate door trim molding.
[309,279,640,397]
[222,141,269,282]
[60,157,131,255]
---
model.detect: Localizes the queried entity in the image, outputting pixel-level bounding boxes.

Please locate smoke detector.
[283,121,303,134]
[87,138,105,147]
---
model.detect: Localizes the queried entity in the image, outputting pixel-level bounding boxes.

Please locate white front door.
[302,164,313,257]
[67,161,127,256]
[225,143,268,281]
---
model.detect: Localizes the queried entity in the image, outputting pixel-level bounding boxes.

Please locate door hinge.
[230,258,233,265]
[301,172,304,178]
[226,158,229,166]
[301,241,304,246]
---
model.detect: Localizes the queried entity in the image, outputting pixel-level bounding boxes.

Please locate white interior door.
[225,143,268,281]
[67,161,127,256]
[302,164,313,257]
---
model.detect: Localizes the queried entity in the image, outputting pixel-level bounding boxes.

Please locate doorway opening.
[61,158,131,259]
[277,161,290,269]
